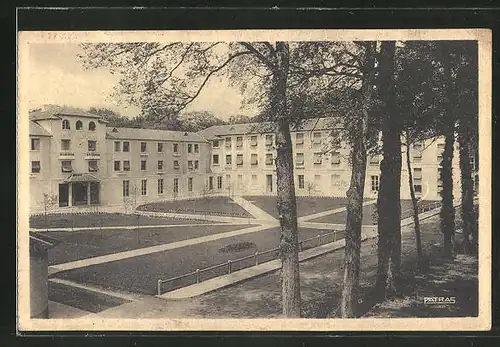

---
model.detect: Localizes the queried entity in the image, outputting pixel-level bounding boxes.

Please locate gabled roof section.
[29,121,52,137]
[197,117,338,139]
[29,105,101,121]
[106,127,208,143]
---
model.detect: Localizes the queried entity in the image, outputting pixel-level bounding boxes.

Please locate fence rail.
[156,230,342,296]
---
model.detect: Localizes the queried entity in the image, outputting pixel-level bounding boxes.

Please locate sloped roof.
[29,121,52,137]
[106,127,207,143]
[197,117,338,139]
[29,105,101,121]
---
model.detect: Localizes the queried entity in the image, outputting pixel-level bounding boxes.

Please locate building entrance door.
[266,174,273,193]
[72,182,88,206]
[90,182,100,205]
[59,184,69,207]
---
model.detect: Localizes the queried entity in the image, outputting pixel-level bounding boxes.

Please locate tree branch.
[238,42,276,71]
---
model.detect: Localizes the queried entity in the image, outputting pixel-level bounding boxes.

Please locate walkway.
[298,199,376,222]
[30,222,230,233]
[231,196,277,221]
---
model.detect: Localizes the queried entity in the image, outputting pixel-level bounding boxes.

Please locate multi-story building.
[28,106,462,214]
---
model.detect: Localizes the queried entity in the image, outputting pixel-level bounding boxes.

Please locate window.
[123,141,130,152]
[236,136,243,148]
[140,142,147,152]
[296,133,304,145]
[61,139,71,151]
[61,160,72,173]
[76,120,83,130]
[88,121,96,131]
[252,175,258,187]
[141,160,147,171]
[313,132,322,145]
[188,160,194,171]
[31,138,40,151]
[437,168,443,192]
[114,161,121,171]
[158,160,164,171]
[173,143,179,153]
[371,175,379,192]
[314,175,322,191]
[369,155,380,165]
[88,140,97,152]
[123,160,130,171]
[88,160,98,172]
[173,178,179,194]
[251,153,258,166]
[266,153,273,165]
[217,176,223,189]
[114,141,121,152]
[296,153,304,167]
[194,160,199,170]
[31,161,40,173]
[413,168,422,194]
[298,175,305,189]
[236,154,243,166]
[188,177,193,192]
[437,143,445,161]
[158,179,164,194]
[157,143,164,153]
[173,160,180,169]
[226,154,232,165]
[331,151,341,164]
[237,174,243,189]
[194,144,199,153]
[213,140,220,148]
[250,135,258,146]
[413,142,424,151]
[213,154,219,165]
[331,174,341,187]
[313,152,322,164]
[265,134,273,146]
[141,180,147,195]
[209,176,214,190]
[225,137,232,148]
[62,119,70,130]
[188,144,193,153]
[122,180,130,197]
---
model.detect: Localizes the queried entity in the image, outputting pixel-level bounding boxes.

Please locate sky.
[24,43,256,120]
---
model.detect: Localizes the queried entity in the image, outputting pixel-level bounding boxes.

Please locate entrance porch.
[58,173,100,208]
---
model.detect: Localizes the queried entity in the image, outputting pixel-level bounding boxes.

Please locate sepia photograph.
[17,29,491,331]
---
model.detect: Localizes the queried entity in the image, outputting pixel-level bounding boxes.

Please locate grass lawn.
[48,224,257,265]
[52,226,344,295]
[179,216,477,319]
[30,213,213,229]
[310,199,440,225]
[243,196,351,219]
[137,196,252,218]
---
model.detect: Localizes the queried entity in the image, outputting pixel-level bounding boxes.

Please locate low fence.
[156,230,342,296]
[401,200,442,219]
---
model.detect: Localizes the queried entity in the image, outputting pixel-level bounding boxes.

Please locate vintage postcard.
[17,29,491,332]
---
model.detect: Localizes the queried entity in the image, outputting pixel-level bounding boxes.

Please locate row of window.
[113,159,199,172]
[114,141,200,154]
[122,177,193,197]
[212,151,346,167]
[61,119,97,131]
[213,132,325,149]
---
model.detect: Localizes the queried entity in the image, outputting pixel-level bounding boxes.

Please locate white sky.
[24,43,255,120]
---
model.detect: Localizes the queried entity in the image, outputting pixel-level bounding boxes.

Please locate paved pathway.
[135,210,262,224]
[231,196,277,221]
[297,199,377,222]
[30,222,231,233]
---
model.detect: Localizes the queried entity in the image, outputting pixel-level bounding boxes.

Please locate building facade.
[28,106,462,214]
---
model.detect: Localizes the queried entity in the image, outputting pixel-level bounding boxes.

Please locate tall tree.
[340,42,377,317]
[80,41,304,316]
[375,41,403,299]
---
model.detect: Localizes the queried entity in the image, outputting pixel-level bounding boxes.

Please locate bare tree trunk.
[458,118,476,254]
[375,41,402,300]
[440,124,456,259]
[340,42,375,318]
[405,138,424,271]
[272,42,301,317]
